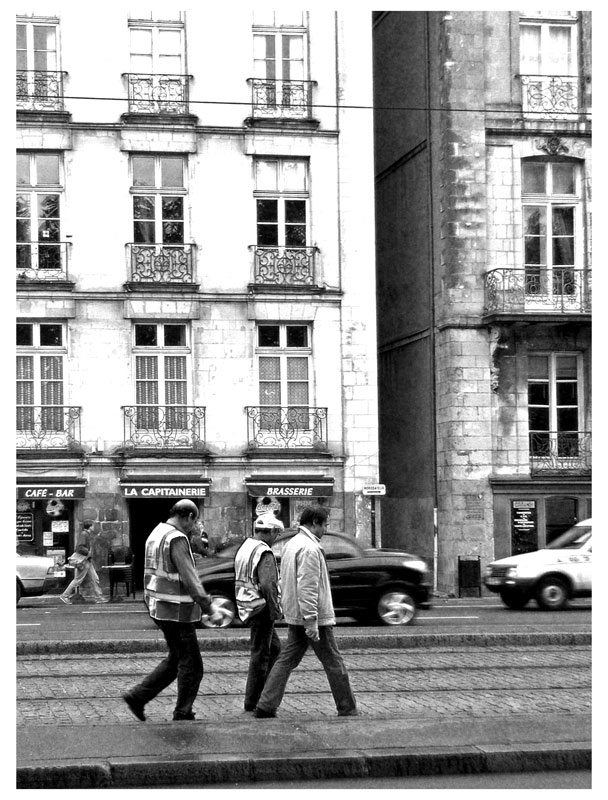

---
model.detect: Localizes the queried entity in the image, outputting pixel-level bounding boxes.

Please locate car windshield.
[546,524,592,550]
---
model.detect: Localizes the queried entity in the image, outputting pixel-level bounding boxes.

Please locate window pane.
[36,154,60,185]
[132,156,155,187]
[286,326,308,347]
[16,324,33,346]
[136,355,158,379]
[528,383,549,404]
[285,200,306,223]
[133,196,155,219]
[523,206,545,235]
[548,26,572,73]
[556,355,577,379]
[135,324,157,346]
[260,383,281,404]
[520,24,541,72]
[259,356,280,380]
[552,163,575,194]
[287,357,308,380]
[41,354,63,381]
[164,324,186,346]
[161,157,183,188]
[557,382,577,405]
[529,407,549,430]
[158,29,182,57]
[257,199,278,222]
[162,197,183,220]
[283,160,306,191]
[256,160,278,191]
[259,326,280,347]
[522,163,546,194]
[38,194,59,219]
[40,324,62,347]
[528,355,549,379]
[130,28,152,56]
[557,407,578,431]
[285,225,306,246]
[16,154,30,185]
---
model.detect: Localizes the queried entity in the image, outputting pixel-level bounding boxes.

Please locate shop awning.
[120,477,211,498]
[245,475,334,498]
[17,480,87,499]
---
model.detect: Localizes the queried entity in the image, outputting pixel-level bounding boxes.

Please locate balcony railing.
[122,405,206,451]
[530,431,592,475]
[16,70,66,112]
[246,406,328,449]
[251,246,316,287]
[16,406,82,450]
[520,75,581,115]
[123,73,190,115]
[17,242,70,282]
[128,244,195,284]
[249,78,316,120]
[484,268,591,315]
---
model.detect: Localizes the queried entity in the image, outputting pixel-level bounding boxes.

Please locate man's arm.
[170,537,214,614]
[296,548,321,639]
[256,551,282,620]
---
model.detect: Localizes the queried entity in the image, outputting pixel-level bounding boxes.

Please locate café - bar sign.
[121,482,210,498]
[17,484,86,499]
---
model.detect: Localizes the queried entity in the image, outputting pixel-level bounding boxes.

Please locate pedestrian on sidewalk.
[123,499,222,722]
[254,505,358,719]
[235,512,284,712]
[59,544,108,604]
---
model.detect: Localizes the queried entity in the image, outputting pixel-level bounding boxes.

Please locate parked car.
[197,529,432,628]
[483,518,592,611]
[16,552,61,605]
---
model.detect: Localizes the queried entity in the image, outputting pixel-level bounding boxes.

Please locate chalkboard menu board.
[511,500,538,554]
[17,512,34,542]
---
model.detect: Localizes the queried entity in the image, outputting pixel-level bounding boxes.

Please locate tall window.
[16,152,63,274]
[255,159,308,248]
[16,19,61,107]
[133,323,189,429]
[257,324,310,428]
[131,155,185,244]
[528,353,581,461]
[519,11,578,113]
[16,322,65,432]
[252,11,308,115]
[129,24,183,74]
[522,160,580,300]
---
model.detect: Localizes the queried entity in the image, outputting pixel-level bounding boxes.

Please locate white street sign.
[362,484,386,496]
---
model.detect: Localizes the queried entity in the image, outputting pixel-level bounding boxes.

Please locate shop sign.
[17,484,86,499]
[246,481,334,498]
[511,499,538,555]
[17,512,34,542]
[121,483,210,498]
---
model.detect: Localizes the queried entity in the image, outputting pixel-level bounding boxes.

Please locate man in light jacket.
[254,505,358,718]
[234,512,283,712]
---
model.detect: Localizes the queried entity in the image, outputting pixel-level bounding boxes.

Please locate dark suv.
[197,530,432,628]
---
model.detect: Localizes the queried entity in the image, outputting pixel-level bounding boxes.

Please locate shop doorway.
[128,499,175,590]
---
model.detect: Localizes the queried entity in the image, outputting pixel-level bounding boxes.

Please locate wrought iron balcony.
[128,244,195,284]
[246,406,328,449]
[123,73,191,115]
[16,70,66,112]
[484,268,591,316]
[251,246,317,287]
[17,242,70,282]
[249,78,316,120]
[122,405,206,451]
[17,406,82,450]
[530,431,591,475]
[520,75,582,116]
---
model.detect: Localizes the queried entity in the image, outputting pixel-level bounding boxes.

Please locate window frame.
[128,21,185,75]
[16,17,60,73]
[519,11,578,76]
[16,321,67,432]
[254,158,309,248]
[130,154,187,245]
[256,323,312,410]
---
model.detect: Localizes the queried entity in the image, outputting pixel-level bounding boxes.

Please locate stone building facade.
[16,8,379,587]
[373,10,592,594]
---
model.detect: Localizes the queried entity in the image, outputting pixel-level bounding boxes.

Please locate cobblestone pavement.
[17,644,591,726]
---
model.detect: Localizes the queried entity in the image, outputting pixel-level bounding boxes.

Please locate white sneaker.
[59,596,71,605]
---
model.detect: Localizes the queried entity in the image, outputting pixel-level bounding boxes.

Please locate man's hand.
[197,595,224,626]
[304,618,319,642]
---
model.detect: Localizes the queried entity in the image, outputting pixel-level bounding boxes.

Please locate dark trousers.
[128,618,204,719]
[256,624,357,715]
[244,608,281,711]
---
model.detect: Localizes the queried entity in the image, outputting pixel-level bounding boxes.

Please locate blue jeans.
[127,619,204,719]
[256,624,356,715]
[244,608,281,710]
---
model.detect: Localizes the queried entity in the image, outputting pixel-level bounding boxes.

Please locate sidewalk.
[17,710,591,788]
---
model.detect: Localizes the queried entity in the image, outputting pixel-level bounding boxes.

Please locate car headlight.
[505,566,518,579]
[405,559,427,572]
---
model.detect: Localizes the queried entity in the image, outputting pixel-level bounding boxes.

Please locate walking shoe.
[173,712,196,720]
[95,598,110,603]
[244,704,256,712]
[254,707,277,718]
[59,596,71,604]
[338,708,360,717]
[122,693,146,721]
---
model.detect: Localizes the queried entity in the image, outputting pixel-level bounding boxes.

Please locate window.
[257,323,311,429]
[522,161,581,302]
[133,323,189,429]
[16,152,64,275]
[16,19,62,108]
[528,353,582,463]
[131,155,185,244]
[129,24,183,74]
[16,322,65,432]
[255,159,308,248]
[519,12,578,113]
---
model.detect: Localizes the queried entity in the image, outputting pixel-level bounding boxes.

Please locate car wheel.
[199,595,236,628]
[16,581,22,606]
[376,589,417,626]
[535,576,569,611]
[499,590,530,610]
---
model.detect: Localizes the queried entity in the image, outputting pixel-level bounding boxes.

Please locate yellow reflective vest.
[234,537,277,623]
[144,522,200,622]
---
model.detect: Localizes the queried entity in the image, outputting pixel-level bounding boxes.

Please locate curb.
[17,742,592,788]
[17,630,591,656]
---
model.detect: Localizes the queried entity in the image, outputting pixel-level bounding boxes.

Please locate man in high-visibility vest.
[123,499,222,721]
[234,512,284,712]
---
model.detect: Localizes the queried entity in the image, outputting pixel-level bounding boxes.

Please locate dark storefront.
[245,475,334,532]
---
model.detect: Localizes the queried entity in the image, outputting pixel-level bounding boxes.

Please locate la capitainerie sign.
[120,481,211,498]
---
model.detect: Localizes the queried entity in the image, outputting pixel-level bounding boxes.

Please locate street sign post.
[362,484,386,547]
